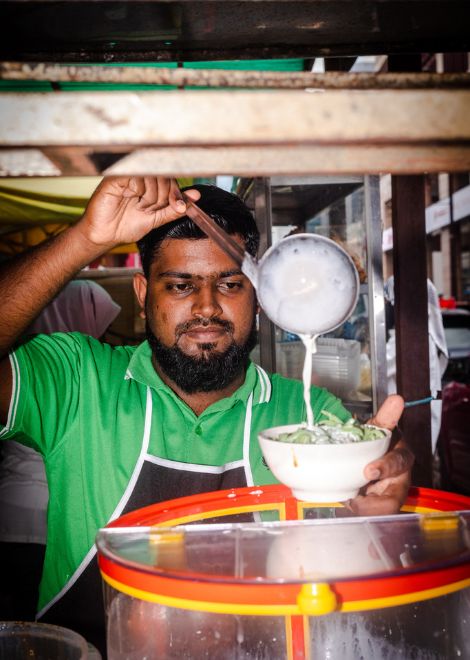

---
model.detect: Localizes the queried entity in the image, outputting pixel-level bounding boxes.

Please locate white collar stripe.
[6,352,20,430]
[262,367,272,403]
[256,364,266,403]
[255,364,271,404]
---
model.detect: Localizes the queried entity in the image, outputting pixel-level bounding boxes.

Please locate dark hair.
[137,184,260,278]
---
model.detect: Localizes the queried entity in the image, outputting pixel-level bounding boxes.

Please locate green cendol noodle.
[275,411,387,445]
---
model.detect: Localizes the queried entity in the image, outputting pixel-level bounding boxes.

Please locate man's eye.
[219,281,243,291]
[167,283,193,292]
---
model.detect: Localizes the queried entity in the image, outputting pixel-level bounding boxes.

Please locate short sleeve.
[0,332,83,455]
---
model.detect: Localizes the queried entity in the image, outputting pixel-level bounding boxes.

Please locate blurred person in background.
[384,276,448,454]
[0,279,120,620]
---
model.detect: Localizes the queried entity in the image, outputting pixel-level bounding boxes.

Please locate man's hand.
[346,394,414,516]
[77,177,201,250]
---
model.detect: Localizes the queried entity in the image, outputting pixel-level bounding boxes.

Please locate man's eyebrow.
[220,269,243,278]
[156,271,192,279]
[156,269,244,279]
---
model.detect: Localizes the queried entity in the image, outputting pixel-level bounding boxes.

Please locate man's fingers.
[136,177,160,210]
[142,178,200,216]
[367,394,404,431]
[169,180,202,214]
[148,203,189,229]
[346,493,403,516]
[183,188,202,203]
[94,176,143,199]
[364,441,414,481]
[168,179,188,214]
[120,177,146,199]
[137,177,171,213]
[102,177,201,218]
[346,470,411,516]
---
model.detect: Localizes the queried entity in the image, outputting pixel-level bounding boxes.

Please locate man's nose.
[192,284,222,317]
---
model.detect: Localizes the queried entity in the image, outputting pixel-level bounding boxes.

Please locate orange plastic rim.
[99,485,470,612]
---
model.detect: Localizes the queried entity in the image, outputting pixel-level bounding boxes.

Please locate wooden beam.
[1,90,470,147]
[2,62,470,89]
[1,144,469,177]
[41,147,98,176]
[103,146,470,177]
[0,148,60,176]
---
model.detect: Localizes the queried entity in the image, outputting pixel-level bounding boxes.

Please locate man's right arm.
[0,176,200,425]
[0,225,107,424]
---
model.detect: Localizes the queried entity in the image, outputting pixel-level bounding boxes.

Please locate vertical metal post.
[364,176,388,412]
[389,52,433,487]
[254,177,276,373]
[392,175,433,486]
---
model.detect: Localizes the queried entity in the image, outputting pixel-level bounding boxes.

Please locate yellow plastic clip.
[297,583,337,616]
[149,530,185,545]
[420,513,459,533]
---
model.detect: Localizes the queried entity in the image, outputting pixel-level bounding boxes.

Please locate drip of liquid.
[299,334,318,429]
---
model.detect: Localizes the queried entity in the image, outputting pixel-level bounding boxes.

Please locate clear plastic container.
[0,621,100,659]
[311,337,361,395]
[277,337,360,396]
[96,485,470,660]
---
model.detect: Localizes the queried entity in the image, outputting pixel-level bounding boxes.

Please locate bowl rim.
[258,422,392,446]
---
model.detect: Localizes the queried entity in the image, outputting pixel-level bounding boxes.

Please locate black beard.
[146,318,258,394]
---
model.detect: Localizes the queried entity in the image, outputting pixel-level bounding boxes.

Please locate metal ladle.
[183,194,360,336]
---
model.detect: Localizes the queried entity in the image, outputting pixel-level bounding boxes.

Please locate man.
[0,177,413,653]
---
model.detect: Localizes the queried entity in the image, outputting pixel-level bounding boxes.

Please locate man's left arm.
[347,394,415,515]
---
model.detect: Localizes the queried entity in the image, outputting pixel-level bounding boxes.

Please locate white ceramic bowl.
[259,423,391,503]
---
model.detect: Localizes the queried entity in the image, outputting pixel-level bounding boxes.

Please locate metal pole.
[254,178,276,374]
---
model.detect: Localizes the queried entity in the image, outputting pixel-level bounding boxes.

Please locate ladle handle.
[182,193,246,267]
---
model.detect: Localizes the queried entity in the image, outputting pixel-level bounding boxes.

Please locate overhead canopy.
[0,175,200,255]
[0,177,101,229]
[0,177,99,255]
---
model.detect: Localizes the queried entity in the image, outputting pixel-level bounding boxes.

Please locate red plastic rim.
[99,485,470,608]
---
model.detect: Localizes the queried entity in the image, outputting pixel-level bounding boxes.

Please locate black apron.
[38,387,259,657]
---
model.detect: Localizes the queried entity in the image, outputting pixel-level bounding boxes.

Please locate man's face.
[134,236,258,392]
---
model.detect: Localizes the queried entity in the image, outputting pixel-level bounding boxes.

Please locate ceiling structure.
[1,0,469,183]
[1,0,470,62]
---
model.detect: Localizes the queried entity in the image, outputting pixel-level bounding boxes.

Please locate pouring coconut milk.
[254,235,360,428]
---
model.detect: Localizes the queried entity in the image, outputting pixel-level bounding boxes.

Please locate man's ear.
[133,272,148,319]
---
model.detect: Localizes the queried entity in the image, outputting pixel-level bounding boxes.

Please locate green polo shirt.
[0,332,349,613]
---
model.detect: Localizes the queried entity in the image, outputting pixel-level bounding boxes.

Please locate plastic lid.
[97,511,470,615]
